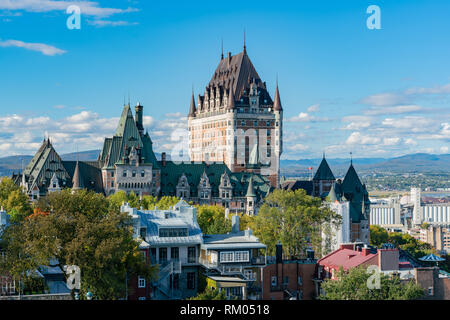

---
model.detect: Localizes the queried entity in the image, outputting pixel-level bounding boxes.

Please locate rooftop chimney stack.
[161,152,166,167]
[276,241,282,264]
[135,102,144,136]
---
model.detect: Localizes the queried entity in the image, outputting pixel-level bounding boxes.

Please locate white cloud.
[440,146,449,154]
[307,104,320,112]
[364,105,422,116]
[383,137,401,146]
[360,93,408,106]
[287,112,329,123]
[346,132,380,145]
[88,20,138,27]
[381,116,437,132]
[0,0,138,17]
[341,121,371,130]
[0,39,66,56]
[287,144,310,152]
[404,138,418,146]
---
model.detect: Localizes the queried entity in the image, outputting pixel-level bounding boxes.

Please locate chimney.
[135,102,144,135]
[161,152,166,167]
[307,249,315,260]
[231,214,239,233]
[362,244,371,256]
[276,241,283,264]
[339,243,355,250]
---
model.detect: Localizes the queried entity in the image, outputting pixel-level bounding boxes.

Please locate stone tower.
[188,45,283,188]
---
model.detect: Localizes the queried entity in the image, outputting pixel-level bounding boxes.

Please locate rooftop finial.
[243,29,247,54]
[350,151,353,165]
[323,151,325,159]
[221,38,224,59]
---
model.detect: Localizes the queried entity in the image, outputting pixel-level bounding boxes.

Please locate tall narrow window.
[188,247,196,263]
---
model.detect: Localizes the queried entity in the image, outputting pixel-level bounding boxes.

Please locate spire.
[246,176,256,198]
[227,86,235,110]
[72,161,84,190]
[221,38,224,59]
[243,29,247,55]
[273,84,282,111]
[188,91,196,117]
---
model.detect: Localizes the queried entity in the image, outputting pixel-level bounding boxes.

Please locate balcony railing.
[199,256,267,269]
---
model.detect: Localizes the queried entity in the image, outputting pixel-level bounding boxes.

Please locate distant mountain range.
[281,153,450,177]
[0,151,448,177]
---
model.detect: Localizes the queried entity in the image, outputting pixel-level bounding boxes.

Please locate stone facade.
[188,47,282,188]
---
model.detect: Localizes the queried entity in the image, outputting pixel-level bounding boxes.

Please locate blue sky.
[0,0,449,159]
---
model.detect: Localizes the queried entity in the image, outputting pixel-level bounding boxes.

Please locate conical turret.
[72,161,84,190]
[188,92,196,117]
[273,85,282,111]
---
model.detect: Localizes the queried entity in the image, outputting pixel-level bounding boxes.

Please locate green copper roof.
[158,161,270,199]
[313,157,335,181]
[101,105,159,169]
[326,183,338,202]
[246,176,257,197]
[342,163,363,192]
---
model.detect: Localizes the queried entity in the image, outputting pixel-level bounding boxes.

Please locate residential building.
[121,200,203,300]
[200,215,267,300]
[410,224,450,255]
[415,267,450,300]
[262,243,316,300]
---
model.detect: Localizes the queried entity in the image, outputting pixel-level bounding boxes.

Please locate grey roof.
[281,180,313,195]
[122,200,203,246]
[202,231,266,250]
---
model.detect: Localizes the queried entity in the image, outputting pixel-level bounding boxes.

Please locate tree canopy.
[189,287,227,300]
[0,189,157,300]
[252,189,341,257]
[0,178,32,223]
[320,266,424,300]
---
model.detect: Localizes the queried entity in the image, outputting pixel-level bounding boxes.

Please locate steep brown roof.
[227,86,235,110]
[273,85,282,111]
[72,161,84,190]
[188,92,196,117]
[208,50,265,101]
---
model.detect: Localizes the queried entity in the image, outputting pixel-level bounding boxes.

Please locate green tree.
[189,287,227,300]
[196,205,231,234]
[0,177,20,206]
[252,189,341,257]
[369,225,389,247]
[6,189,33,222]
[0,189,157,300]
[320,266,424,300]
[154,196,179,210]
[107,190,128,211]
